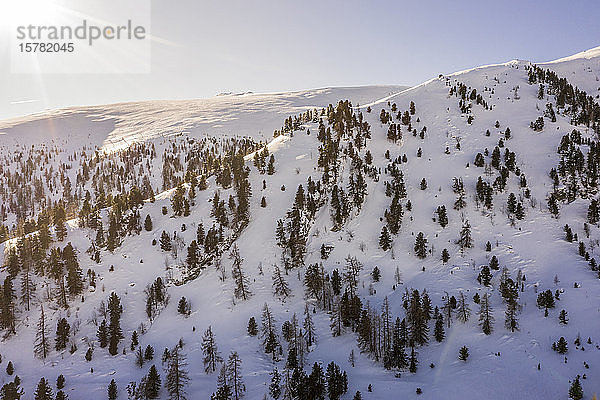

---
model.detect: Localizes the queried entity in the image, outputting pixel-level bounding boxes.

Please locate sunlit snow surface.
[0,48,599,399]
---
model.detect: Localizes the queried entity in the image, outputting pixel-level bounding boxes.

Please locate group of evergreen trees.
[276,180,324,270]
[2,238,83,339]
[95,292,124,356]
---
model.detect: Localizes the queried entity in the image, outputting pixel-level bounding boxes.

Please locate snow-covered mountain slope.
[0,85,406,152]
[540,45,600,96]
[1,47,600,400]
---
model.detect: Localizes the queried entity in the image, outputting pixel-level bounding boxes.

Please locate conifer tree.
[515,203,525,220]
[379,226,392,251]
[478,265,492,286]
[226,352,245,400]
[144,215,153,231]
[107,379,118,400]
[107,292,124,356]
[54,205,67,242]
[261,303,280,361]
[504,301,519,332]
[409,346,418,373]
[303,304,316,347]
[269,367,281,400]
[267,155,275,175]
[536,290,555,311]
[48,248,67,308]
[441,248,450,263]
[436,205,448,227]
[177,297,190,316]
[1,277,16,334]
[442,293,453,328]
[478,293,494,334]
[160,231,172,252]
[172,184,186,216]
[55,317,70,351]
[434,314,445,342]
[34,305,50,359]
[97,320,109,348]
[201,326,222,373]
[385,194,403,234]
[559,309,569,324]
[568,375,583,400]
[304,263,323,300]
[456,292,470,323]
[212,364,232,400]
[85,347,93,361]
[507,193,517,214]
[548,194,560,217]
[63,243,83,296]
[136,347,145,368]
[145,365,161,399]
[165,346,190,400]
[414,232,427,259]
[106,213,121,252]
[343,256,363,297]
[272,264,291,299]
[458,345,469,361]
[230,245,251,300]
[554,337,568,354]
[454,191,466,210]
[33,377,53,400]
[474,153,485,167]
[0,380,24,399]
[458,220,473,254]
[21,255,35,311]
[325,361,347,400]
[186,240,199,272]
[489,255,499,270]
[144,345,155,360]
[95,222,105,248]
[330,298,342,337]
[247,317,258,336]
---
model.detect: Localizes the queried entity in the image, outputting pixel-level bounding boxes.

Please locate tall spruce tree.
[201,326,222,374]
[34,305,50,359]
[230,245,251,300]
[226,352,245,400]
[272,264,291,299]
[458,220,473,254]
[33,378,53,400]
[63,242,83,296]
[55,317,70,351]
[379,226,392,250]
[478,293,494,334]
[145,365,161,399]
[165,345,190,400]
[107,379,118,400]
[456,292,471,323]
[414,232,427,259]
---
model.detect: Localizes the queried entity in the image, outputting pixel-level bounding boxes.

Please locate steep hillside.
[0,48,599,400]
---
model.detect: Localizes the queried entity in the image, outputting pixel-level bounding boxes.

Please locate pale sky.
[1,0,599,120]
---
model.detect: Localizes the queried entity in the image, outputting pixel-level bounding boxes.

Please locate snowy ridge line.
[356,61,525,110]
[243,133,290,162]
[354,80,435,109]
[357,44,600,112]
[542,45,600,64]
